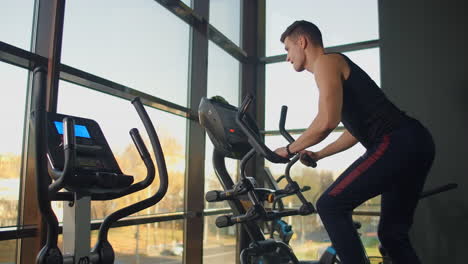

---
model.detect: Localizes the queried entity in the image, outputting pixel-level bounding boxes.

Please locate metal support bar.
[153,0,248,62]
[60,65,194,120]
[0,41,46,69]
[0,209,383,242]
[0,42,196,121]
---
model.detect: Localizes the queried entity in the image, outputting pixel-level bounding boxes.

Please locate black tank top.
[338,53,411,148]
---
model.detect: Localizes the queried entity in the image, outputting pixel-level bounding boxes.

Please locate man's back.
[336,53,411,148]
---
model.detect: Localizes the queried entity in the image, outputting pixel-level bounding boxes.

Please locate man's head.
[281,20,323,72]
[280,20,323,47]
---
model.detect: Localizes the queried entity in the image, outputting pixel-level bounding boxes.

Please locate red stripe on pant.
[329,135,391,197]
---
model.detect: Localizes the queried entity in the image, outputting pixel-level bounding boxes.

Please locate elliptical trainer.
[31,67,168,264]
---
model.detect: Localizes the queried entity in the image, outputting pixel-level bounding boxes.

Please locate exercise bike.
[199,95,340,264]
[31,67,168,264]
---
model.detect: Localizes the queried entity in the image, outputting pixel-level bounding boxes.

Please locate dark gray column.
[183,0,209,263]
[378,1,468,263]
[18,0,65,263]
[238,0,266,262]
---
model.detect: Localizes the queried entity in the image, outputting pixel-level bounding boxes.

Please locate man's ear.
[299,35,308,49]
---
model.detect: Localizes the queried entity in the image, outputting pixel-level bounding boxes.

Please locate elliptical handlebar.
[48,117,76,194]
[279,106,295,143]
[94,97,169,242]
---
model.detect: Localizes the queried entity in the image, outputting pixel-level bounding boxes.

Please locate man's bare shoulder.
[314,54,345,74]
[314,54,349,79]
[316,54,345,67]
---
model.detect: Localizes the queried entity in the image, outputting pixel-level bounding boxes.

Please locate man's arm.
[287,55,343,154]
[315,129,358,160]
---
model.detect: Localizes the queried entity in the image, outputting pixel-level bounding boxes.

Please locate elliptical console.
[46,112,134,191]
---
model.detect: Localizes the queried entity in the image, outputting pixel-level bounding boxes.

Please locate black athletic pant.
[316,120,435,264]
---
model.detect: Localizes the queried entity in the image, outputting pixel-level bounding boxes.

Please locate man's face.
[284,36,305,72]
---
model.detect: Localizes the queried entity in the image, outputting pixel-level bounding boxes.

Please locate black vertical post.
[239,0,266,262]
[18,0,65,263]
[184,0,209,263]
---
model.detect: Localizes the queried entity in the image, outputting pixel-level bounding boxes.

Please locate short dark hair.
[280,20,323,47]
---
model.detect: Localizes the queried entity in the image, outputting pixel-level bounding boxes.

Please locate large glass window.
[57,81,187,220]
[265,62,317,131]
[0,63,28,228]
[209,0,241,46]
[0,239,17,263]
[58,221,185,263]
[206,41,240,106]
[1,1,35,50]
[203,215,236,264]
[61,0,190,106]
[266,0,379,56]
[110,221,184,263]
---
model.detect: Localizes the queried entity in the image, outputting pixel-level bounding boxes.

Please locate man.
[274,20,435,264]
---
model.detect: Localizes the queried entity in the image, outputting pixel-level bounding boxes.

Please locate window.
[265,62,317,131]
[57,81,187,220]
[266,0,379,56]
[0,239,17,263]
[61,0,190,106]
[206,41,240,106]
[203,215,236,264]
[209,0,241,46]
[109,221,184,263]
[0,63,28,228]
[57,221,185,263]
[1,1,35,50]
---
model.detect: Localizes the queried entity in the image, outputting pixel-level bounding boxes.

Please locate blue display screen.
[54,121,91,138]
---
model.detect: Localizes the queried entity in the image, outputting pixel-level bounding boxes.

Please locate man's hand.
[299,150,320,166]
[274,147,290,158]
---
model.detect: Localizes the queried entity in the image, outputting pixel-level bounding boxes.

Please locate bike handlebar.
[279,105,317,168]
